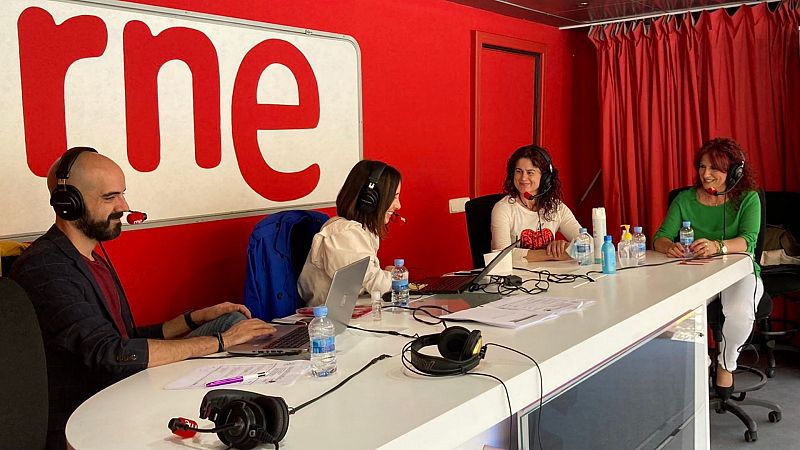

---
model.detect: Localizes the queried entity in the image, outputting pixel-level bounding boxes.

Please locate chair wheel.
[745,430,757,442]
[769,411,781,423]
[766,367,775,378]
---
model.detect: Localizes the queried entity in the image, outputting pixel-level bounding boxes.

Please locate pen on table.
[206,371,268,387]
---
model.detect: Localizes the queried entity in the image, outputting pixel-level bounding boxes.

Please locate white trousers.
[717,274,764,371]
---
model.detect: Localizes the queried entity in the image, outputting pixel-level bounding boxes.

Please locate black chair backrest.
[464,193,506,269]
[0,278,48,450]
[764,191,800,239]
[667,187,766,263]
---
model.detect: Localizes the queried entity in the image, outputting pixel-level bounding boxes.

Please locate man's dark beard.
[76,211,123,241]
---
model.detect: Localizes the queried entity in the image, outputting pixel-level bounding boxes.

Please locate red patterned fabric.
[519,228,554,250]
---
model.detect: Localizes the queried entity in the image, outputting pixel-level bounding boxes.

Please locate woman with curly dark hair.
[490,145,582,261]
[653,137,762,400]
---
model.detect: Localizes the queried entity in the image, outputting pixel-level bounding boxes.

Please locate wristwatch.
[717,240,728,255]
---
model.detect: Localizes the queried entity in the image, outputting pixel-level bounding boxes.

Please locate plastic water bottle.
[391,259,410,308]
[370,290,382,321]
[592,207,607,264]
[680,221,695,258]
[575,228,593,266]
[602,235,616,274]
[632,226,646,265]
[309,306,336,377]
[618,225,635,268]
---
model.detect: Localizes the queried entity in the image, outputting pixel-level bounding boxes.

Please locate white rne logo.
[0,0,362,238]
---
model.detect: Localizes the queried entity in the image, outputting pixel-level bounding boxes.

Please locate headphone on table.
[169,389,289,450]
[49,146,98,221]
[357,161,387,213]
[405,326,486,376]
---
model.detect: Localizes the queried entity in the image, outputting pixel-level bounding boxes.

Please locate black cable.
[380,304,452,327]
[468,371,514,445]
[347,325,418,339]
[485,343,545,450]
[289,354,392,414]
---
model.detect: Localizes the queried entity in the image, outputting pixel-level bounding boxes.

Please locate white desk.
[66,253,754,449]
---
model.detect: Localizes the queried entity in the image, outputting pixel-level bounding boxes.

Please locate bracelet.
[215,332,225,353]
[715,240,723,255]
[183,310,200,330]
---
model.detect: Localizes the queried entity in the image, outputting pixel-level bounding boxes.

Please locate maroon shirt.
[83,253,129,340]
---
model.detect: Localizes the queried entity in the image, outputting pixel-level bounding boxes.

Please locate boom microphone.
[524,191,546,201]
[126,210,147,225]
[391,212,407,223]
[706,173,743,196]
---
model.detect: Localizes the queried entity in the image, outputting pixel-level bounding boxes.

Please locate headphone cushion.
[728,163,744,187]
[252,395,290,443]
[358,186,380,213]
[218,400,266,450]
[50,185,85,221]
[438,326,473,361]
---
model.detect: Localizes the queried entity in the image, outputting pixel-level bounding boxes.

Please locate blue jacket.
[244,210,329,321]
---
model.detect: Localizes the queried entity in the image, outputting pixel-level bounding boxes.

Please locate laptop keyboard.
[412,275,476,293]
[267,326,310,349]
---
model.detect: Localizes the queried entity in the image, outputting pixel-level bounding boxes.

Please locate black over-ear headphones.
[50,147,99,221]
[357,161,386,214]
[726,148,746,190]
[407,326,485,376]
[169,389,289,450]
[533,146,554,196]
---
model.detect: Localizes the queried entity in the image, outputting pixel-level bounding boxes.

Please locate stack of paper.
[439,294,592,329]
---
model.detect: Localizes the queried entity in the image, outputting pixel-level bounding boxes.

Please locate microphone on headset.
[168,417,242,438]
[390,212,407,223]
[126,210,147,225]
[705,178,740,197]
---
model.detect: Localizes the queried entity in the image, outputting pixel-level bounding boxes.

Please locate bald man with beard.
[10,147,276,449]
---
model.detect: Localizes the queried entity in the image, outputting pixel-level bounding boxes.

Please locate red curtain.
[589,1,800,240]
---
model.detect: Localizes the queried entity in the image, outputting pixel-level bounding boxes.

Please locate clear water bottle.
[370,290,382,321]
[618,225,635,268]
[575,228,593,266]
[632,226,646,265]
[391,258,409,308]
[309,306,336,377]
[679,221,695,258]
[602,235,616,274]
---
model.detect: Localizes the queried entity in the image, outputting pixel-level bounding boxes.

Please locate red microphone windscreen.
[706,187,718,196]
[523,191,534,200]
[391,212,407,223]
[126,211,147,225]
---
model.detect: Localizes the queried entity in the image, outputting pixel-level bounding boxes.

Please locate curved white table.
[66,253,753,449]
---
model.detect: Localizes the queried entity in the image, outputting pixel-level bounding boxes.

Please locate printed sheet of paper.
[440,294,593,329]
[165,360,309,390]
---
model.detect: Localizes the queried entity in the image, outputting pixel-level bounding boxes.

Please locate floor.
[709,348,800,449]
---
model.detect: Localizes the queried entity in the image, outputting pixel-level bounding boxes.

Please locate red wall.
[107,0,599,325]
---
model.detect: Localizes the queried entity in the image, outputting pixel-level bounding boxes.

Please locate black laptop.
[410,240,517,294]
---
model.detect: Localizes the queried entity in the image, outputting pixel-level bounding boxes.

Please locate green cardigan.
[653,189,761,277]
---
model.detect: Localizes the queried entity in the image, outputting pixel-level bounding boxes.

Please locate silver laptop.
[226,256,370,356]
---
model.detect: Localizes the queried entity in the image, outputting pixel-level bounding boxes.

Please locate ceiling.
[447,0,773,28]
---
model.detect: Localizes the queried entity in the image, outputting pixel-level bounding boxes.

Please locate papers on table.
[165,360,308,390]
[439,294,593,329]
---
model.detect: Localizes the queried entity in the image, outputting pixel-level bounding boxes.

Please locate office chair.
[667,187,780,442]
[757,191,800,372]
[243,210,329,321]
[0,240,29,277]
[0,278,48,450]
[464,193,506,269]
